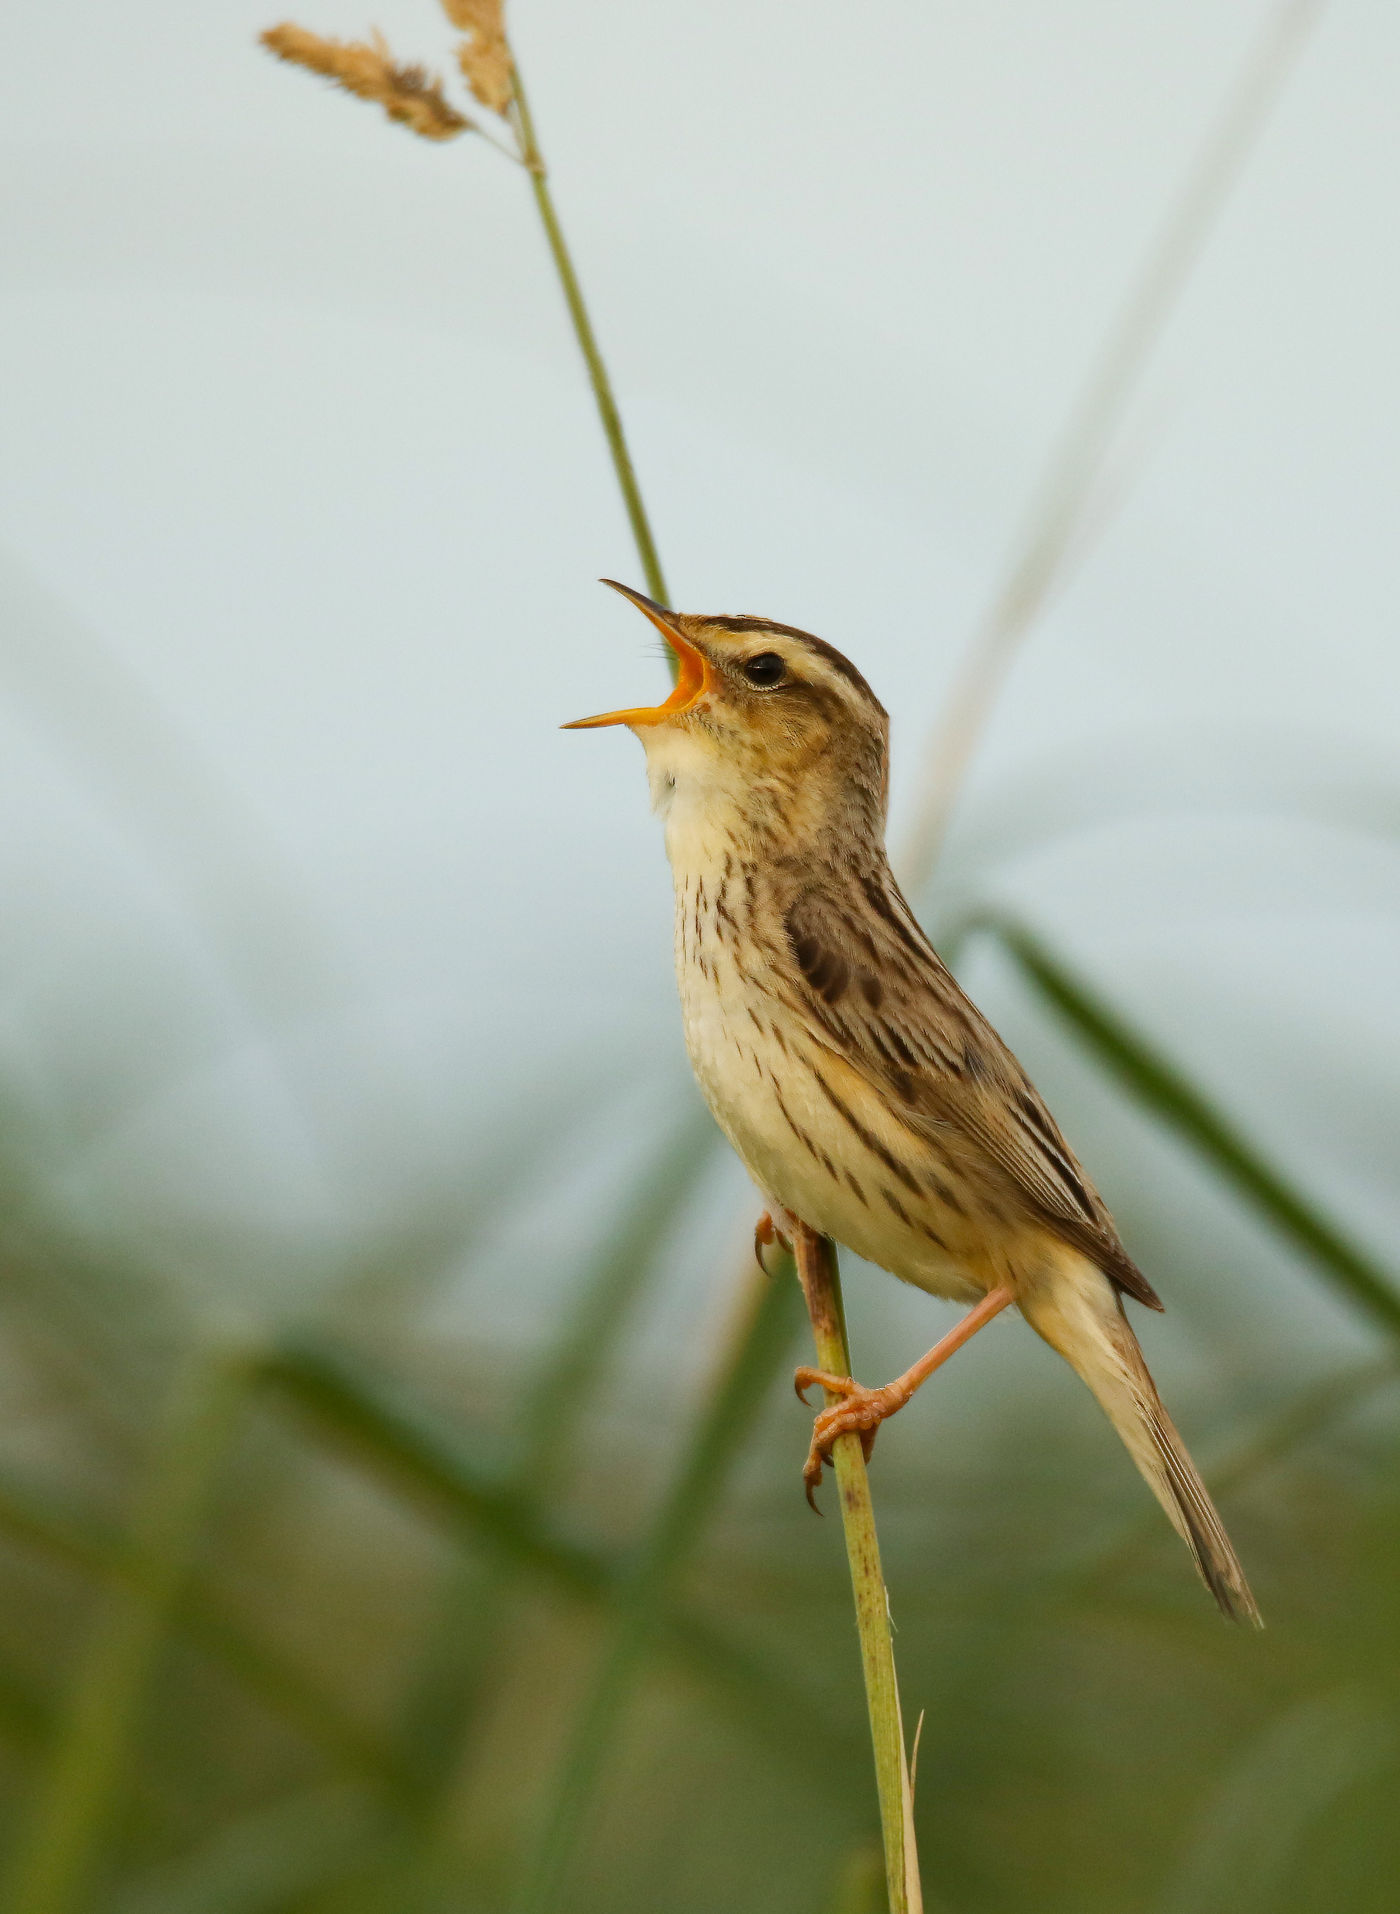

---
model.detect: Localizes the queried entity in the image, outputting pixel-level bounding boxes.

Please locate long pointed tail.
[1019,1252,1260,1625]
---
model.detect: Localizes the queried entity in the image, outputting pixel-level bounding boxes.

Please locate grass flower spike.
[260,23,472,141]
[442,0,515,114]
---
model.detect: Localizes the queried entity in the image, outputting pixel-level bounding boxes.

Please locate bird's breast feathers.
[671,854,999,1302]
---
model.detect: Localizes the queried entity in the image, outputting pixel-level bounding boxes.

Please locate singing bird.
[566,581,1258,1624]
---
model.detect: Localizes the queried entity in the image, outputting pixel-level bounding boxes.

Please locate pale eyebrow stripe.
[705,615,885,714]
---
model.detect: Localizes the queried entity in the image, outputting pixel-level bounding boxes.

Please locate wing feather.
[782,881,1162,1309]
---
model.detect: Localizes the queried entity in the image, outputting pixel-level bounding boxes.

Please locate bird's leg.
[795,1285,1015,1503]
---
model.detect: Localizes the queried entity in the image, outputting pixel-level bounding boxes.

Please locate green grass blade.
[1,1347,251,1914]
[518,1106,720,1478]
[392,1107,720,1801]
[513,1260,805,1914]
[256,1330,852,1779]
[0,1466,396,1785]
[257,1336,611,1601]
[983,919,1400,1338]
[105,1786,386,1914]
[1158,1686,1398,1914]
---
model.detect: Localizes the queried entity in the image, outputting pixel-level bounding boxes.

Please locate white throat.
[637,724,752,878]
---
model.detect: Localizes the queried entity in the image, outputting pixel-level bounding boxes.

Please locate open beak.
[562,581,715,730]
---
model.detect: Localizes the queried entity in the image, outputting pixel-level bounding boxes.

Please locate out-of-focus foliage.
[3,0,1399,1908]
[0,740,1397,1914]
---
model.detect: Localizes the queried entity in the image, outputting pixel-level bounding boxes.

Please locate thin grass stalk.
[982,918,1400,1338]
[506,71,669,608]
[262,21,669,609]
[793,1223,922,1914]
[514,1260,804,1914]
[898,0,1325,891]
[1,1346,251,1914]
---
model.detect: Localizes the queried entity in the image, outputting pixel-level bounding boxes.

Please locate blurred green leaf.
[0,1666,48,1756]
[896,0,1326,890]
[1159,1686,1399,1914]
[1079,1355,1400,1605]
[514,1258,807,1913]
[925,730,1400,940]
[0,1467,396,1785]
[255,1327,850,1777]
[392,1107,721,1809]
[256,1335,612,1602]
[981,918,1400,1338]
[106,1786,387,1914]
[2,1348,251,1914]
[516,1105,721,1482]
[824,1844,886,1914]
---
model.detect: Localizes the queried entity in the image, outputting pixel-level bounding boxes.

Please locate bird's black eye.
[741,651,786,688]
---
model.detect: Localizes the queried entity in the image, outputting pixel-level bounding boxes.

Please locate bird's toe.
[793,1364,854,1404]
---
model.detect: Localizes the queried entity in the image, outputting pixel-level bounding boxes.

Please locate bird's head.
[564,581,890,849]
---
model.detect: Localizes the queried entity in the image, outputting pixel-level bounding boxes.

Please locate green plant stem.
[793,1223,921,1914]
[2,1347,251,1914]
[507,71,669,609]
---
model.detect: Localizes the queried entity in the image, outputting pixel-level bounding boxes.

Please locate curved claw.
[793,1365,854,1406]
[753,1210,793,1275]
[753,1215,773,1275]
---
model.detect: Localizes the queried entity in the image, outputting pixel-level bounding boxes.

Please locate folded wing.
[780,877,1162,1310]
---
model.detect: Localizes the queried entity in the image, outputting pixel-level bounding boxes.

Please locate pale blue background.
[0,0,1396,1378]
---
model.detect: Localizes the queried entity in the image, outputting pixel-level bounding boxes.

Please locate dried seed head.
[441,0,513,115]
[261,23,473,142]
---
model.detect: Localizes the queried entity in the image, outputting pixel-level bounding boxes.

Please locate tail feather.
[1019,1251,1260,1626]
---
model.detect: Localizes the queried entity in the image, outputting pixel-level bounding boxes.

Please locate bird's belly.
[680,971,987,1304]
